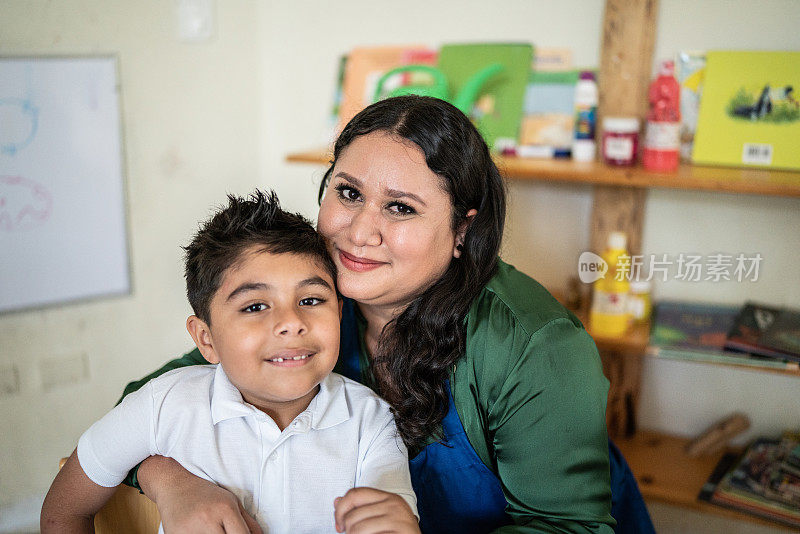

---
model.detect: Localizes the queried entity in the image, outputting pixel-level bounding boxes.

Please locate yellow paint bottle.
[589,232,631,337]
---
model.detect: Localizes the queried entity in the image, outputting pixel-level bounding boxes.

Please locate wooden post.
[594,0,658,438]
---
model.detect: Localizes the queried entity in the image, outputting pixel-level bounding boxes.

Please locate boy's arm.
[354,412,417,513]
[117,347,207,489]
[41,450,117,533]
[334,410,419,534]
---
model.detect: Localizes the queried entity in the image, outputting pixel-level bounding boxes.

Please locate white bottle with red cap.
[572,71,598,161]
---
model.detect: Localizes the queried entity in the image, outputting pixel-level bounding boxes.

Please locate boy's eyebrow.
[225,277,333,302]
[334,171,427,207]
[226,282,269,302]
[298,276,333,291]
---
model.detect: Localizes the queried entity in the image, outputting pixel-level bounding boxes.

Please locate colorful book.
[725,302,800,362]
[692,50,800,170]
[437,43,533,151]
[518,70,580,156]
[647,301,799,371]
[337,46,437,132]
[701,436,800,528]
[676,51,706,161]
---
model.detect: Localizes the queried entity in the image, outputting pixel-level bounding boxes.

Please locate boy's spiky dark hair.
[183,189,336,323]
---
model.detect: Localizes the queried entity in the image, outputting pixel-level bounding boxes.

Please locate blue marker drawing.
[0,97,39,155]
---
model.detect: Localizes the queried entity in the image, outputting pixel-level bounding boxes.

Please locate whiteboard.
[0,57,130,313]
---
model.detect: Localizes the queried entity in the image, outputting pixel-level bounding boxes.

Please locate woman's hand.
[138,455,262,533]
[333,487,420,534]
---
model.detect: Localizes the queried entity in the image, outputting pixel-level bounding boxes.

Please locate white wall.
[0,1,262,529]
[1,0,798,529]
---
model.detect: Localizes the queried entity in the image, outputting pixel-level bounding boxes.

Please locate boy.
[41,190,416,533]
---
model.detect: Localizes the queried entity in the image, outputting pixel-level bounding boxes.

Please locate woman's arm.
[137,456,261,534]
[498,319,614,532]
[472,317,616,533]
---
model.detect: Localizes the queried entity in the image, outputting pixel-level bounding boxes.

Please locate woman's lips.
[338,250,386,272]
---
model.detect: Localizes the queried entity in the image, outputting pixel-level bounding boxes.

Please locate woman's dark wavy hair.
[318,96,506,449]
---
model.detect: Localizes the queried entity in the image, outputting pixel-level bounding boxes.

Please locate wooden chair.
[58,458,160,534]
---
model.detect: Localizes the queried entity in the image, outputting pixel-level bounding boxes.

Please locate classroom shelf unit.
[286,149,800,199]
[287,1,800,528]
[287,147,800,528]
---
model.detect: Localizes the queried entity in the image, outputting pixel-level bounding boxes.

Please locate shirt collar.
[308,373,350,430]
[210,364,255,424]
[210,365,351,430]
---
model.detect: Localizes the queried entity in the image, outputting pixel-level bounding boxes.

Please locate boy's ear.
[186,315,219,364]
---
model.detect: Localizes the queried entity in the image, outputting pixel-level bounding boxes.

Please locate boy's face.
[188,247,341,422]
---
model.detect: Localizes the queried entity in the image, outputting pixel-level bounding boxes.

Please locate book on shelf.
[692,50,800,171]
[675,51,706,162]
[699,433,800,528]
[337,45,437,132]
[647,300,799,371]
[437,42,533,151]
[518,69,580,158]
[725,302,800,363]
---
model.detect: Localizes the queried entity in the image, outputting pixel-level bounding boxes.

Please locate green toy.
[372,63,504,115]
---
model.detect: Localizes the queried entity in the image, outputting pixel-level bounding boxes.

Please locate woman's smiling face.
[317,131,462,312]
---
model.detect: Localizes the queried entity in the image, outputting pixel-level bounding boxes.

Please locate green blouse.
[120,259,614,533]
[451,259,614,532]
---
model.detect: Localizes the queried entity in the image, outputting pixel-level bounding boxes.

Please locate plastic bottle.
[572,71,598,161]
[589,231,631,337]
[627,279,652,324]
[642,60,681,171]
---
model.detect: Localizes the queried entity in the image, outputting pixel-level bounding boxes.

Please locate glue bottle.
[589,232,631,337]
[642,60,681,172]
[572,71,598,161]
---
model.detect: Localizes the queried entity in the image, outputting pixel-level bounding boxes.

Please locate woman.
[123,96,621,533]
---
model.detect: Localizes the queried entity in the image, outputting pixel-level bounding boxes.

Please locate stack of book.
[699,432,800,528]
[648,300,800,371]
[725,303,800,363]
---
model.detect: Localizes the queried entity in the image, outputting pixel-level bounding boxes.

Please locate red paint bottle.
[643,60,681,172]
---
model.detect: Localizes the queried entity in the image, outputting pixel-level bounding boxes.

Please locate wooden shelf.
[286,149,332,165]
[648,346,800,378]
[286,149,800,198]
[617,430,800,530]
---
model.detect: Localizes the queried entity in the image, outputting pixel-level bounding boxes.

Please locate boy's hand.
[334,487,420,534]
[138,455,262,534]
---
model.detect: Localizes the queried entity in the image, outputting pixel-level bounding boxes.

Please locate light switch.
[176,0,215,42]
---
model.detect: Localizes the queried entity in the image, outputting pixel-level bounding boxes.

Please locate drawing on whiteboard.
[0,175,52,231]
[0,97,39,155]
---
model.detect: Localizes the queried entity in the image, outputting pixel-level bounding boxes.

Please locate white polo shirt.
[77,365,416,534]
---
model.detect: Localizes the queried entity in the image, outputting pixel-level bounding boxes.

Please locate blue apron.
[335,298,654,534]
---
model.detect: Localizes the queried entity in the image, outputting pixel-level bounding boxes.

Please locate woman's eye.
[299,297,325,306]
[388,202,416,215]
[243,303,268,313]
[334,184,361,202]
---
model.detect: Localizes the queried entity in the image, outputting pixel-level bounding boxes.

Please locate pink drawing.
[0,176,53,231]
